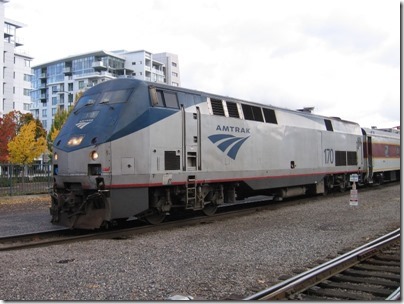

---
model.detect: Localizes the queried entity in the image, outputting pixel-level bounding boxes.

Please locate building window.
[42,120,47,128]
[172,72,178,77]
[42,109,47,117]
[172,62,177,67]
[23,88,30,96]
[79,81,85,89]
[24,59,30,67]
[52,97,57,105]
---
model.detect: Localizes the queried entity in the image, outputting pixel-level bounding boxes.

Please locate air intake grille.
[165,151,180,170]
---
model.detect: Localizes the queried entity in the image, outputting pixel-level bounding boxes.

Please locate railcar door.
[181,101,201,172]
[367,136,373,180]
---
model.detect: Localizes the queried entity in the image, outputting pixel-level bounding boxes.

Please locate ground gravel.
[0,184,400,300]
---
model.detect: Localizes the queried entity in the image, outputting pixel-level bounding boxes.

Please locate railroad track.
[244,228,400,301]
[0,201,283,251]
[0,183,399,252]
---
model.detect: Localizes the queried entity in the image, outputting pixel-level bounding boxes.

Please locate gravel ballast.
[0,184,400,300]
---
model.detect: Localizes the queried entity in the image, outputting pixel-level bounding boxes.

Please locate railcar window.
[324,119,333,131]
[242,104,264,122]
[211,98,225,116]
[226,101,240,118]
[152,89,179,108]
[164,91,179,108]
[74,93,100,109]
[263,108,278,124]
[384,145,389,157]
[99,89,133,104]
[156,91,165,106]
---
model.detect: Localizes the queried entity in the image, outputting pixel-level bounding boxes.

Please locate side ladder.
[186,175,197,209]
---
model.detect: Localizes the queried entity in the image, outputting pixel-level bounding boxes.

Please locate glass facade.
[30,51,177,132]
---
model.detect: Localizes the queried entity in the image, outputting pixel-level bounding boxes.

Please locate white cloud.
[5,0,401,128]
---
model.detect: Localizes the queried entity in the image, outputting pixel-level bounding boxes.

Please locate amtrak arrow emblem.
[76,120,93,129]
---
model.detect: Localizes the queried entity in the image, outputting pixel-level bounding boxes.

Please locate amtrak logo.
[75,119,93,129]
[208,134,250,160]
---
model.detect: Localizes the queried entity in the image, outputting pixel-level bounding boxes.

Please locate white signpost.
[349,174,359,206]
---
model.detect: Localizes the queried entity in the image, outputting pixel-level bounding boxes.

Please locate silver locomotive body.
[50,79,399,229]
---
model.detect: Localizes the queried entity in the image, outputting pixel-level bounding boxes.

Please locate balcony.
[152,68,164,76]
[92,61,107,70]
[39,93,48,103]
[63,67,72,75]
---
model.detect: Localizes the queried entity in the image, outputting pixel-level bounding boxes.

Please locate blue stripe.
[227,136,249,159]
[217,137,245,152]
[208,134,235,143]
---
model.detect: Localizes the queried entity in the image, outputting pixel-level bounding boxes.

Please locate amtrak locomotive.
[50,79,400,229]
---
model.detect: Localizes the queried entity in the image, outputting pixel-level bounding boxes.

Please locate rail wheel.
[202,203,217,216]
[145,209,166,225]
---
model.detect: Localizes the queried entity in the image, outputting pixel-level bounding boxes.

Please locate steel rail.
[244,228,400,300]
[0,202,276,251]
[386,287,401,301]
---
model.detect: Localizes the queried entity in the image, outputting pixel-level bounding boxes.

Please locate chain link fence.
[0,163,52,196]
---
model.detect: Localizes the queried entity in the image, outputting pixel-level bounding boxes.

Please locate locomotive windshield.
[73,89,134,114]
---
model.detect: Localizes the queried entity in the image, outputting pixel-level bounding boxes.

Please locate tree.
[0,112,18,162]
[47,108,72,153]
[0,110,28,163]
[0,110,47,163]
[19,112,47,141]
[8,121,47,165]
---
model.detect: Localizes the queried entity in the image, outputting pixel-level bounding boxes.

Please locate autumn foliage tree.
[8,121,47,165]
[0,111,18,162]
[0,110,47,163]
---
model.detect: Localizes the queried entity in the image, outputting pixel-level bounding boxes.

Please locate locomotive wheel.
[202,203,217,216]
[145,209,166,225]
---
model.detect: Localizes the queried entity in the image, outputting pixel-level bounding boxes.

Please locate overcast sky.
[5,0,401,129]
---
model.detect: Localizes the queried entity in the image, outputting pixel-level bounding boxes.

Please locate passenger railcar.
[362,127,400,184]
[50,79,400,229]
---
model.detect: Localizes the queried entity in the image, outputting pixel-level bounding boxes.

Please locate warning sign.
[350,189,358,206]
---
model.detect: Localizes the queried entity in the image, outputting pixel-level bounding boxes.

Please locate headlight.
[54,153,58,161]
[91,151,99,160]
[67,135,84,146]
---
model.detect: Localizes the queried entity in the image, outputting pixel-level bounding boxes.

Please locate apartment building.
[31,49,181,131]
[0,0,33,117]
